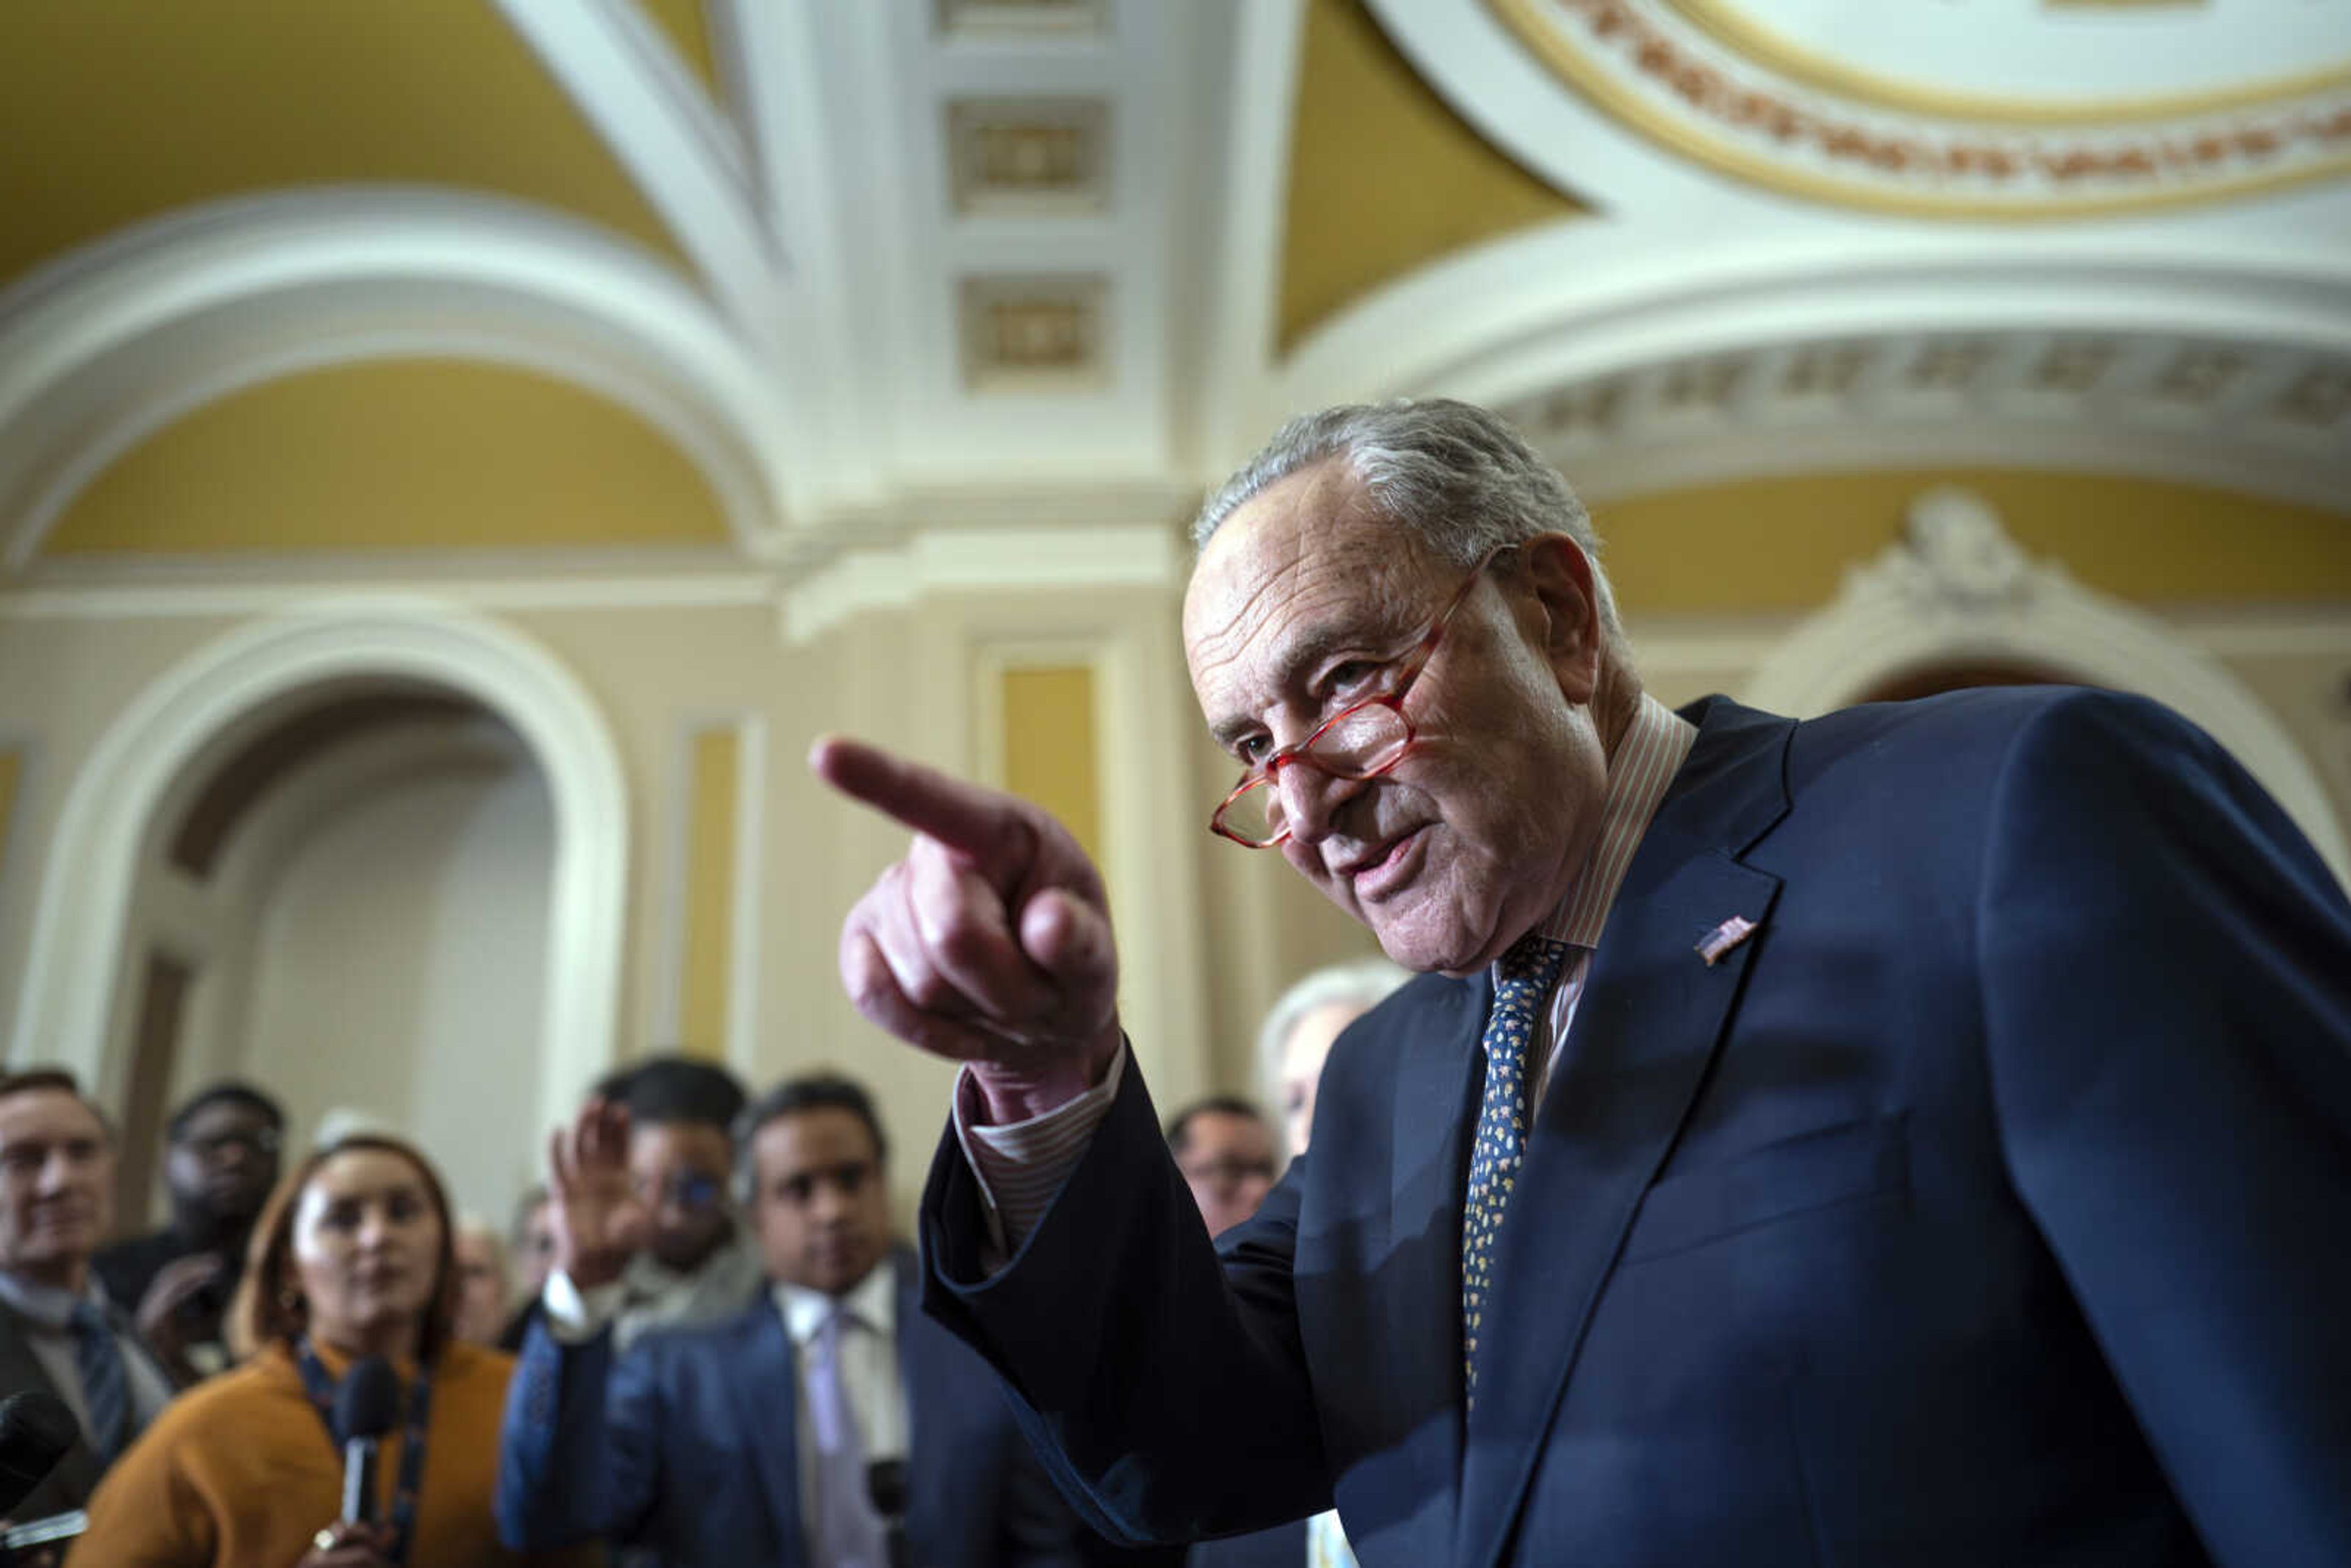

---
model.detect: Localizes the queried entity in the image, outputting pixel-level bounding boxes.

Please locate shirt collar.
[1528,692,1699,955]
[775,1254,898,1346]
[0,1270,105,1330]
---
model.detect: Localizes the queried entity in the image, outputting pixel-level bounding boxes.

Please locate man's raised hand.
[811,737,1122,1122]
[546,1097,648,1291]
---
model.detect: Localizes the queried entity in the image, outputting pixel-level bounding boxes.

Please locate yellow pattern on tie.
[1461,934,1569,1406]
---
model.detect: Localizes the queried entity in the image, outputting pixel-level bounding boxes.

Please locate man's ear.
[1518,534,1603,702]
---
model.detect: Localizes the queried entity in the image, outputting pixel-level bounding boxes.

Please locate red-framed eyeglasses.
[1210,547,1512,848]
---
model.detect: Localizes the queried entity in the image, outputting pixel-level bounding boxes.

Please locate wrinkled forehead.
[1183,465,1444,673]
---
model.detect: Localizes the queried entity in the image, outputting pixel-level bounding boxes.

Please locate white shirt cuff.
[541,1269,628,1345]
[953,1040,1128,1261]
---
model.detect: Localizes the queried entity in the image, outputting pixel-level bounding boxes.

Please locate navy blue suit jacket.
[920,690,2351,1568]
[495,1252,1087,1567]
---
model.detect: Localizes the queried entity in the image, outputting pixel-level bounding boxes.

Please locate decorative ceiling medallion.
[1483,0,2351,216]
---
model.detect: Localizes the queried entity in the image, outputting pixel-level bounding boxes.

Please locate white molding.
[782,522,1184,643]
[1742,489,2349,882]
[727,713,767,1079]
[1196,0,1307,473]
[490,0,781,340]
[0,189,794,566]
[6,599,632,1138]
[1283,219,2351,418]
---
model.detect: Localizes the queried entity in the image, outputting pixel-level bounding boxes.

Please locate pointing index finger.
[811,736,1035,876]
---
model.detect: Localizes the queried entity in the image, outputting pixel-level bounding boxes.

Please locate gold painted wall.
[1280,0,1589,351]
[1597,468,2351,613]
[1002,667,1104,868]
[680,726,741,1059]
[44,361,732,557]
[0,0,688,288]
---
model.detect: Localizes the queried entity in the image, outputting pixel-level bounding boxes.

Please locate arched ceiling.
[0,0,2341,613]
[0,0,690,288]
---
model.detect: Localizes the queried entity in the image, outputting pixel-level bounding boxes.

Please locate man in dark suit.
[814,399,2351,1567]
[497,1070,1090,1567]
[0,1070,175,1525]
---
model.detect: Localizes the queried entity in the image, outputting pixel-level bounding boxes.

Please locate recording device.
[0,1392,78,1518]
[866,1458,911,1568]
[331,1357,402,1525]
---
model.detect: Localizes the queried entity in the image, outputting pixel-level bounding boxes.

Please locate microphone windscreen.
[332,1357,403,1443]
[0,1389,81,1513]
[866,1457,909,1519]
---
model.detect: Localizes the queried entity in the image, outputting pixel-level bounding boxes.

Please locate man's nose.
[1273,759,1368,845]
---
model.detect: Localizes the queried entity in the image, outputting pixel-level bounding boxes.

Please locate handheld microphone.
[0,1391,78,1517]
[866,1458,910,1568]
[331,1357,402,1526]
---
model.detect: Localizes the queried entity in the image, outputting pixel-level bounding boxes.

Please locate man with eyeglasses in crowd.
[814,399,2351,1567]
[92,1080,282,1384]
[544,1055,763,1354]
[1163,1098,1277,1242]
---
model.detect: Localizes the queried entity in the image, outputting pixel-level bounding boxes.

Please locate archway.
[9,599,630,1141]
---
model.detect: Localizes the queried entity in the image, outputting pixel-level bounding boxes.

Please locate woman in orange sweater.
[70,1133,584,1568]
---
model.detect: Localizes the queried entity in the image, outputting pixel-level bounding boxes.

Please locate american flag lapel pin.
[1695,914,1759,967]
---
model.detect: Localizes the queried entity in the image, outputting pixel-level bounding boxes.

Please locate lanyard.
[294,1340,433,1567]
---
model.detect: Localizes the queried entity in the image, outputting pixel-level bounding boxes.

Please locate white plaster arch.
[1278,215,2351,426]
[0,188,802,566]
[1744,488,2350,883]
[7,599,631,1138]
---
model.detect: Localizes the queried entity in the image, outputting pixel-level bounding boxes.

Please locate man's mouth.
[1338,827,1425,899]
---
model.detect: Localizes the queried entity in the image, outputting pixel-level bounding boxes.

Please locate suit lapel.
[725,1301,807,1554]
[1454,699,1793,1568]
[1369,975,1490,1549]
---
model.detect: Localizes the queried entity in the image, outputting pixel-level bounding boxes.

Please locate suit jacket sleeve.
[920,1056,1329,1549]
[495,1315,665,1551]
[1980,692,2351,1568]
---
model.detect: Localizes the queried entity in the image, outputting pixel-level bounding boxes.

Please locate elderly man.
[815,400,2351,1567]
[0,1071,176,1521]
[1255,960,1408,1165]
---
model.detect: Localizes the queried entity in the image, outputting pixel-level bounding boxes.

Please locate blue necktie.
[1461,934,1570,1405]
[69,1300,129,1460]
[804,1306,886,1568]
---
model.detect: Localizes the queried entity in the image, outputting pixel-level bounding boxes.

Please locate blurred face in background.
[748,1108,890,1298]
[291,1147,445,1354]
[451,1225,509,1345]
[628,1121,736,1274]
[0,1089,114,1289]
[1278,1002,1372,1159]
[165,1099,281,1229]
[1174,1109,1277,1239]
[511,1193,558,1299]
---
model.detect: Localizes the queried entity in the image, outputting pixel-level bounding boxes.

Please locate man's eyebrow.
[1205,620,1403,749]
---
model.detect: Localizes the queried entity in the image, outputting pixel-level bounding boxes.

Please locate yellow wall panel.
[0,0,687,287]
[1281,0,1588,351]
[1002,668,1104,870]
[680,727,740,1060]
[1597,468,2351,613]
[44,360,731,555]
[642,0,724,100]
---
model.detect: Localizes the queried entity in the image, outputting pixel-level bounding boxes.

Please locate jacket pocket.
[1621,1115,1908,1266]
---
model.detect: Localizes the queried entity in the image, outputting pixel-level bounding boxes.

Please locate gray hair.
[1193,399,1621,641]
[1255,957,1413,1115]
